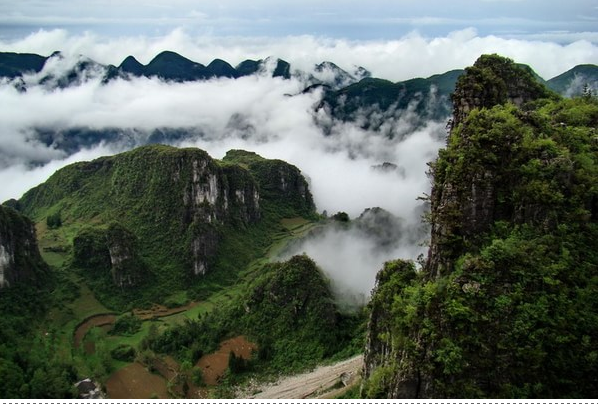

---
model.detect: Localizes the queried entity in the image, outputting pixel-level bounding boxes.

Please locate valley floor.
[243,354,363,399]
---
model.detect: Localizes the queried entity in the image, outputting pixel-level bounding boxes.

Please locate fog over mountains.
[1,49,597,299]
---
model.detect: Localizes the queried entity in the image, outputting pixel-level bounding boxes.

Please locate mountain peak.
[150,50,191,62]
[118,55,144,74]
[207,58,238,78]
[145,51,207,81]
[546,63,598,96]
[451,54,552,127]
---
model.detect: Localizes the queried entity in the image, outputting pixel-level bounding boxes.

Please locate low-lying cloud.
[2,28,595,301]
[1,67,443,218]
[0,56,442,300]
[280,207,429,310]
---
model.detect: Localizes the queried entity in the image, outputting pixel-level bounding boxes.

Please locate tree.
[0,358,25,398]
[46,211,62,229]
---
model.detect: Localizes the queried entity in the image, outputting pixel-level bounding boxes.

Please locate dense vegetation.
[0,285,79,398]
[2,51,597,399]
[222,149,316,219]
[0,144,329,398]
[142,255,364,375]
[362,55,598,398]
[0,206,77,398]
[16,145,315,310]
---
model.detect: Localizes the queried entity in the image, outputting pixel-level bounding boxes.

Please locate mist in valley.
[2,29,596,303]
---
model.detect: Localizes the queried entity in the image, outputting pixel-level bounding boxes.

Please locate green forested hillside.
[362,55,598,398]
[320,70,463,127]
[0,144,325,398]
[17,144,315,309]
[546,64,598,95]
[143,255,364,379]
[0,205,78,398]
[2,51,597,399]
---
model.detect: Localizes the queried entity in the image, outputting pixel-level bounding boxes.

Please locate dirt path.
[246,355,363,399]
[73,313,116,350]
[133,302,198,320]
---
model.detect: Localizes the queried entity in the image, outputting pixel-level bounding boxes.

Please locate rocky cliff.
[0,205,47,289]
[362,55,598,398]
[222,149,315,217]
[450,54,552,128]
[73,223,147,289]
[18,145,315,303]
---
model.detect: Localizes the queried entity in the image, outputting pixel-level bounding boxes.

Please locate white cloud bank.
[0,66,443,218]
[1,27,596,301]
[0,55,442,300]
[1,28,597,81]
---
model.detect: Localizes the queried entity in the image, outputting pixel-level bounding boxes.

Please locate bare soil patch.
[196,335,257,385]
[105,362,168,399]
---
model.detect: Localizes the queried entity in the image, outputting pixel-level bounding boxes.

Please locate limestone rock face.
[105,224,146,288]
[360,55,597,398]
[222,149,315,217]
[20,145,315,293]
[0,205,47,289]
[450,54,551,129]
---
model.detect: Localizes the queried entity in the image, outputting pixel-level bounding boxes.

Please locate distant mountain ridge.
[112,50,291,81]
[1,50,595,96]
[0,50,369,89]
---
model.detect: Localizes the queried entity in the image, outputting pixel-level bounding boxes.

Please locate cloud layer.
[1,28,597,300]
[1,28,598,81]
[2,0,597,42]
[0,50,443,300]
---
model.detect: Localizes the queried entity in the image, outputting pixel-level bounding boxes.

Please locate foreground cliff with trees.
[362,54,598,398]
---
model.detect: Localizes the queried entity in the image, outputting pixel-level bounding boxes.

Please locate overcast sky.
[1,0,597,42]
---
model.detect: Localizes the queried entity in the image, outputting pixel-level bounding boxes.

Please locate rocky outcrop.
[362,55,598,398]
[72,225,147,290]
[20,145,315,295]
[361,260,419,397]
[427,54,554,279]
[0,205,47,289]
[223,149,315,217]
[105,224,146,288]
[450,54,551,129]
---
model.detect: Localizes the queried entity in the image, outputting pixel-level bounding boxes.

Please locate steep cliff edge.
[0,205,48,289]
[222,149,315,218]
[362,55,598,398]
[17,145,315,307]
[73,223,148,289]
